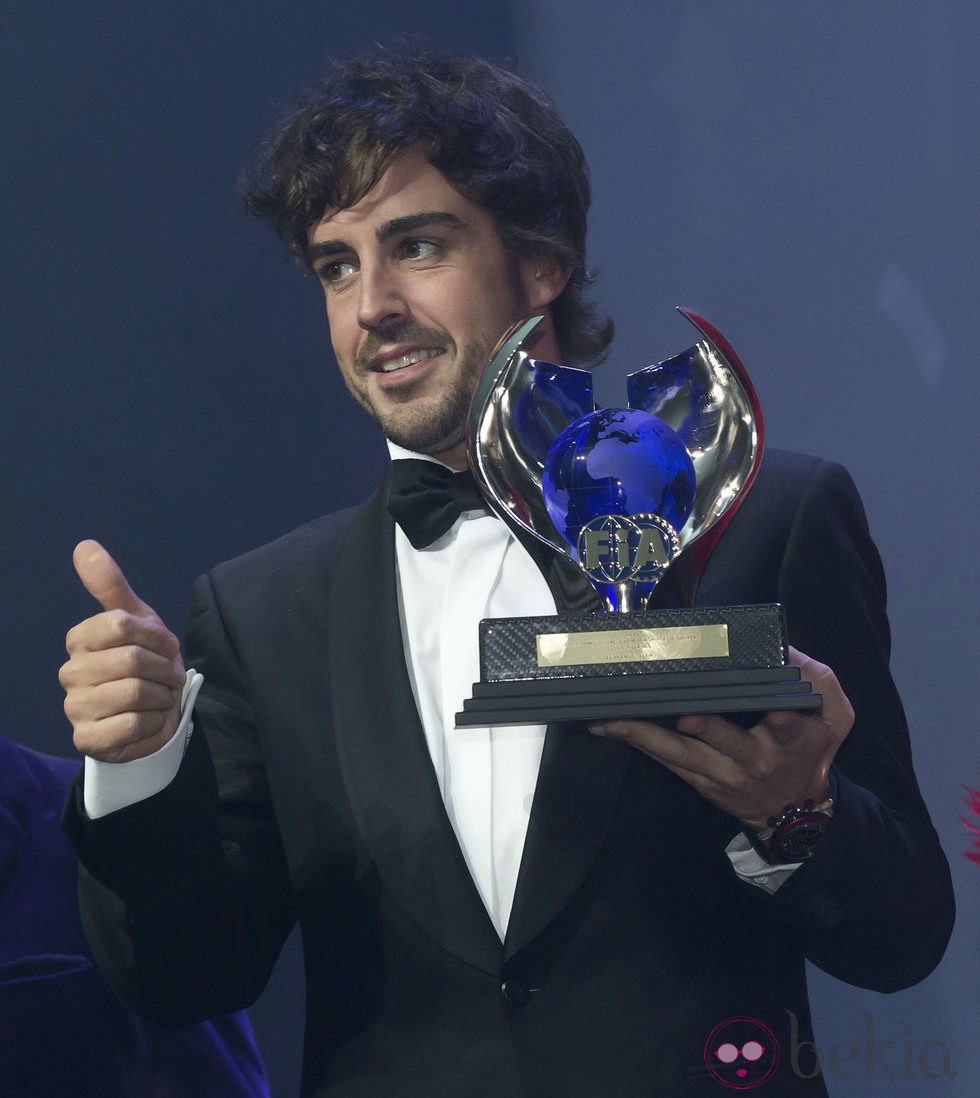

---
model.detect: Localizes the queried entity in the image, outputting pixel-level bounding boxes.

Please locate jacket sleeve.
[754,457,954,991]
[63,571,296,1025]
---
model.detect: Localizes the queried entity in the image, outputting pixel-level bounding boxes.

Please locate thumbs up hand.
[60,540,186,762]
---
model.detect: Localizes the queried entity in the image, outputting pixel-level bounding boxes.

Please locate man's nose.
[357,262,406,331]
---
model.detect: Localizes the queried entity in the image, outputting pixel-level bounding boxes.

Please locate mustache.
[355,325,450,372]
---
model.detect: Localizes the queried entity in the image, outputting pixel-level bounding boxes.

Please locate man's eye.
[320,260,356,285]
[400,239,439,261]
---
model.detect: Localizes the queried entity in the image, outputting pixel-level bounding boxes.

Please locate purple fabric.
[0,736,270,1097]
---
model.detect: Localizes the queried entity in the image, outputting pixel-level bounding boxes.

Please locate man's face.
[308,147,563,468]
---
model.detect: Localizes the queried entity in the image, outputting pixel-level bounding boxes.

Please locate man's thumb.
[73,540,151,615]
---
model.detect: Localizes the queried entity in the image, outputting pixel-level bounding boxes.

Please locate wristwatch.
[756,797,834,863]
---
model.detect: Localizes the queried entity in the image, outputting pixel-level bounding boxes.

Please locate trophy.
[455,308,821,727]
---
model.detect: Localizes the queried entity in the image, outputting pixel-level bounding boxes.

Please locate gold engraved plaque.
[536,623,730,669]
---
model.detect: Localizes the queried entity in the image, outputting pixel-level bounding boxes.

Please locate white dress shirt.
[388,442,555,938]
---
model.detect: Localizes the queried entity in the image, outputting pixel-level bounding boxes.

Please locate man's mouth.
[375,348,443,374]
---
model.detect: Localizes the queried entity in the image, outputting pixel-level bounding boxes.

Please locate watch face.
[771,813,828,861]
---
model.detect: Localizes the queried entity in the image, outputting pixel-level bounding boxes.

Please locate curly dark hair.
[242,41,613,365]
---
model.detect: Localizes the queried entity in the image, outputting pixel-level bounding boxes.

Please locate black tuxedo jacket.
[65,450,953,1097]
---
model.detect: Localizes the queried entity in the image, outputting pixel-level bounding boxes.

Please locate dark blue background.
[3,2,976,1093]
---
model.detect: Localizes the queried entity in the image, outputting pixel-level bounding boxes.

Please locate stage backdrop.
[3,2,976,1094]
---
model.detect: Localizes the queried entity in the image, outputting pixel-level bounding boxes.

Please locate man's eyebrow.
[308,211,466,264]
[308,239,350,263]
[376,211,465,242]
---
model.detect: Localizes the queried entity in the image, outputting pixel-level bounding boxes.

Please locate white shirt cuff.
[82,670,203,820]
[726,830,802,894]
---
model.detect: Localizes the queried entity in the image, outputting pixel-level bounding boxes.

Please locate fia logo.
[576,513,679,585]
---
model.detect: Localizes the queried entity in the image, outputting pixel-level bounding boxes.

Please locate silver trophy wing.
[626,307,764,555]
[467,316,596,555]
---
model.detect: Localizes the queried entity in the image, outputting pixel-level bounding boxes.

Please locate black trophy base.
[456,665,822,727]
[455,603,822,728]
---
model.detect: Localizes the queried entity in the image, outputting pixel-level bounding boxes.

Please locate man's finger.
[786,646,855,739]
[591,717,719,770]
[73,540,151,616]
[72,710,179,763]
[59,645,185,691]
[65,677,182,723]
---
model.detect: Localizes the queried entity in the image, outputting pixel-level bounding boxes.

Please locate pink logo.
[963,786,980,864]
[704,1016,780,1090]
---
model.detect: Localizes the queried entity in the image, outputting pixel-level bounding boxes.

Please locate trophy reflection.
[455,309,821,727]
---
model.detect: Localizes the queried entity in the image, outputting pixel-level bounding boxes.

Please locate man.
[0,733,269,1096]
[60,44,953,1096]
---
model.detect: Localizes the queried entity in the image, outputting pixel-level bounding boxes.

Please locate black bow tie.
[386,459,489,549]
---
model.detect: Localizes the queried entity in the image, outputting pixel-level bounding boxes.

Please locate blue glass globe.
[542,407,697,561]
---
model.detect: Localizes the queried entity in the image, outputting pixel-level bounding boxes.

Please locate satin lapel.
[503,721,632,960]
[503,530,631,960]
[327,486,502,973]
[648,547,701,609]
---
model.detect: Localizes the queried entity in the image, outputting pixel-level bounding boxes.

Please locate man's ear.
[519,256,572,311]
